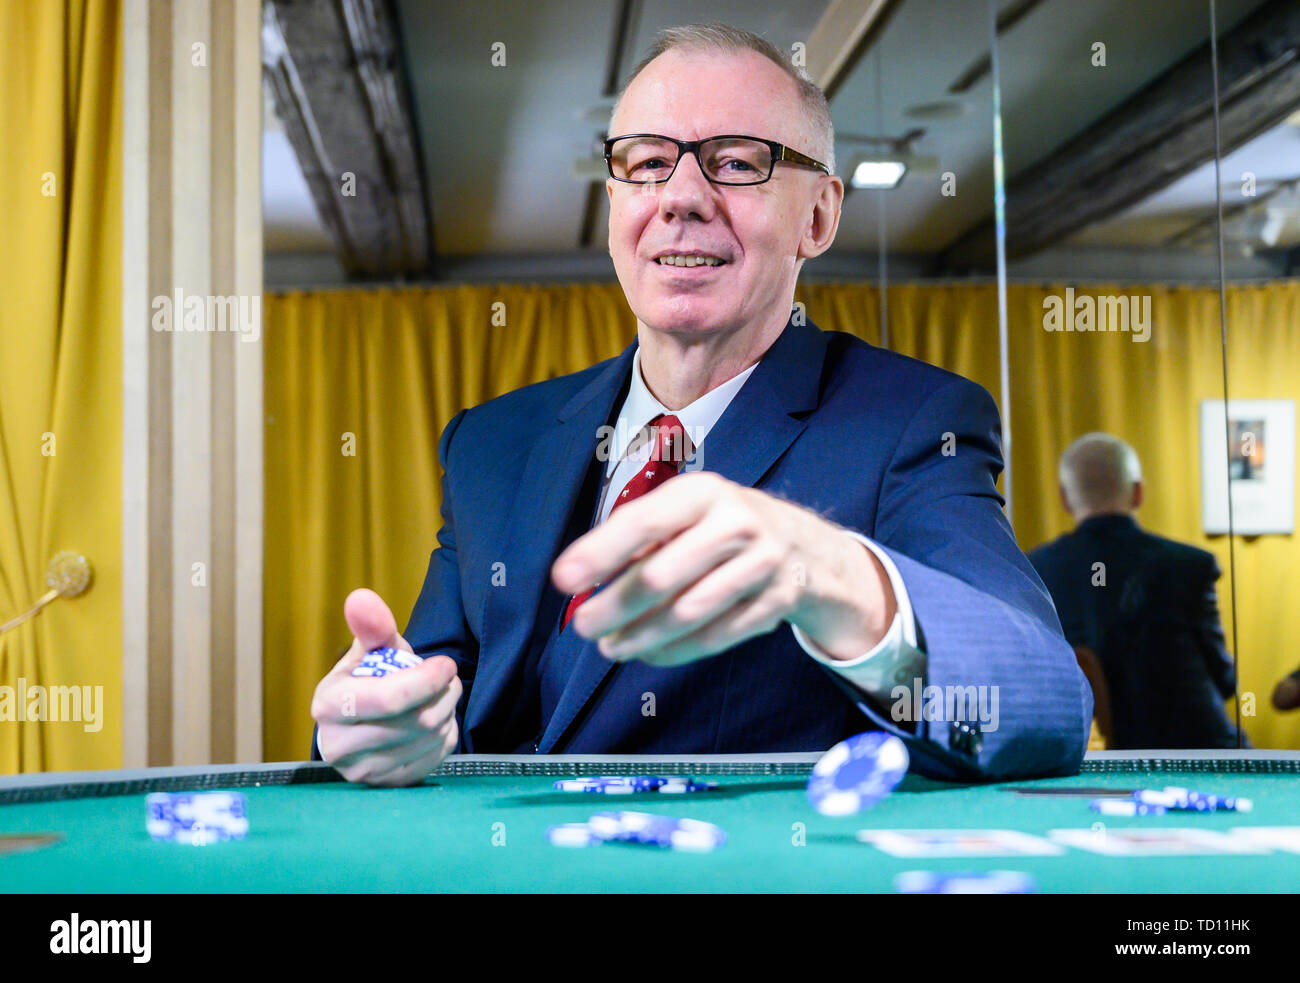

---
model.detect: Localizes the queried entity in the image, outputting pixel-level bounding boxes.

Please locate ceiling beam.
[263,0,433,278]
[805,0,902,101]
[940,0,1300,272]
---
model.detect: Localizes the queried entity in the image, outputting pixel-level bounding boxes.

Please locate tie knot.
[649,414,690,464]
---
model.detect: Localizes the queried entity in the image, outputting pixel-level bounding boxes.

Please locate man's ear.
[1058,484,1074,518]
[797,176,844,261]
[1131,480,1144,511]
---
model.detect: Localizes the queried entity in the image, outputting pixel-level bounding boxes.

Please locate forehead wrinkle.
[612,51,808,152]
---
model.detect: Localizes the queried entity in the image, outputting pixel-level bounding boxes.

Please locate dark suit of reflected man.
[1029,433,1247,750]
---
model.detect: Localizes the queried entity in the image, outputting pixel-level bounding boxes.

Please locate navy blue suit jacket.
[1029,514,1242,749]
[397,314,1091,780]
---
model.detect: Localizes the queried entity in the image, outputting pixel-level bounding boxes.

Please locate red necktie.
[562,413,688,630]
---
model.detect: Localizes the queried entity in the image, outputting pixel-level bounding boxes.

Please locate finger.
[551,473,722,593]
[573,504,755,639]
[325,637,367,679]
[600,546,778,660]
[339,737,433,785]
[325,678,462,760]
[628,587,784,668]
[343,588,413,654]
[365,722,457,787]
[326,655,459,722]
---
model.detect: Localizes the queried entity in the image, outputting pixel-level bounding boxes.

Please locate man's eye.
[630,158,669,175]
[719,158,757,172]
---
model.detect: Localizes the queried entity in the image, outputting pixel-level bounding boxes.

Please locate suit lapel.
[538,313,829,752]
[465,343,637,746]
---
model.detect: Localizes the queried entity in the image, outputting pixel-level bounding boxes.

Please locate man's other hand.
[311,588,461,786]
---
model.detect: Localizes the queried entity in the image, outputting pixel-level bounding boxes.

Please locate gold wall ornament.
[0,552,93,635]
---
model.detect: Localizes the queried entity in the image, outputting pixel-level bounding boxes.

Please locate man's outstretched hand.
[311,588,461,787]
[550,472,897,666]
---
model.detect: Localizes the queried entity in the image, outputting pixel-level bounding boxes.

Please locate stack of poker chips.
[351,646,424,678]
[1089,786,1255,816]
[894,870,1037,895]
[552,775,720,795]
[547,811,727,852]
[806,731,910,817]
[147,791,248,845]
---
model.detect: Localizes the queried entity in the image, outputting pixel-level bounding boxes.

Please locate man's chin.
[638,297,739,338]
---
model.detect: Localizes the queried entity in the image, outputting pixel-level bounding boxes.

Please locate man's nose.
[656,150,717,221]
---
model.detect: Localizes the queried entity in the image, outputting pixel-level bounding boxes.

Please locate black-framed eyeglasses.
[604,133,831,186]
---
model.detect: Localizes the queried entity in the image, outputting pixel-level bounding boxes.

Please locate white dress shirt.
[599,347,923,705]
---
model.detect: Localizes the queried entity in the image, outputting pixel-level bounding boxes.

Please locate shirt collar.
[608,346,759,471]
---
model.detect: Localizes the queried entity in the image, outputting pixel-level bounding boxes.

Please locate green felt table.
[1,751,1297,893]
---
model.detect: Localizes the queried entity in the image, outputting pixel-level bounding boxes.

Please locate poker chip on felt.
[552,776,719,794]
[546,823,603,848]
[147,791,248,845]
[894,870,1036,894]
[807,732,909,817]
[351,646,423,678]
[587,811,727,852]
[1132,786,1253,813]
[1090,799,1168,816]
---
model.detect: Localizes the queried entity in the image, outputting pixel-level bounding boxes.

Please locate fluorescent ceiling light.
[851,160,907,189]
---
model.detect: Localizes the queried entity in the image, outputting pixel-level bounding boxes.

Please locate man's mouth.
[653,254,727,268]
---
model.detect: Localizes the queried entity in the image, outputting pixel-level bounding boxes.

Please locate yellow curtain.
[0,0,122,772]
[263,280,1300,759]
[263,285,635,759]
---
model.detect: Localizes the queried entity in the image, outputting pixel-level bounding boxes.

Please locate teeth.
[656,255,723,267]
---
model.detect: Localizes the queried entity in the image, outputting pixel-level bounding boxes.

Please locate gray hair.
[609,22,836,175]
[1059,432,1143,512]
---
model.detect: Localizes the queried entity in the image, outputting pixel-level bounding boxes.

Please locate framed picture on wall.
[1200,399,1296,535]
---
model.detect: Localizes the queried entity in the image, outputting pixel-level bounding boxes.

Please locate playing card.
[856,828,1064,857]
[1225,827,1300,854]
[1048,827,1269,856]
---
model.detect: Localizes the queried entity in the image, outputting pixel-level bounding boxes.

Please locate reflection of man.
[310,23,1091,785]
[1029,433,1244,749]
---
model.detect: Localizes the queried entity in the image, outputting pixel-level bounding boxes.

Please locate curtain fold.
[0,0,123,772]
[264,280,1300,759]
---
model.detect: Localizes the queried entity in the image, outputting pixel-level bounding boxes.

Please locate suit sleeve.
[309,408,478,761]
[822,377,1092,781]
[404,408,479,748]
[1194,554,1236,700]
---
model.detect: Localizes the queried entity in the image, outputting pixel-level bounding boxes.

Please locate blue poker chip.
[807,732,909,817]
[895,871,1036,895]
[546,823,602,848]
[553,778,637,795]
[147,791,249,844]
[351,646,424,679]
[1133,787,1253,813]
[586,811,727,852]
[552,776,720,794]
[1090,799,1167,816]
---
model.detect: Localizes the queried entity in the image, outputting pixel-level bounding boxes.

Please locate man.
[1029,433,1244,749]
[311,23,1091,786]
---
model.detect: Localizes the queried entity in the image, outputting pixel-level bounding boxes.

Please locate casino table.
[1,750,1297,893]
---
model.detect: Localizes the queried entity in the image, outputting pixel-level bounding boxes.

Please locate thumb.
[343,588,411,654]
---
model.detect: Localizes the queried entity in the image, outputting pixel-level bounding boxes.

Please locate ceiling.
[262,0,1297,279]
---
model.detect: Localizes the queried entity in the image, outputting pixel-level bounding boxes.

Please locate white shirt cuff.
[791,532,924,702]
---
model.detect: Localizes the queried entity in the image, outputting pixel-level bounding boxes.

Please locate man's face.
[607,49,840,342]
